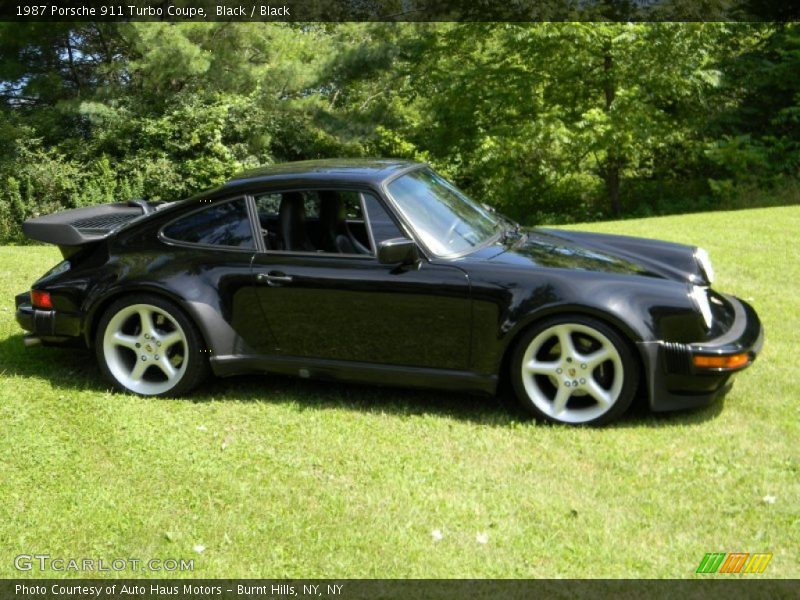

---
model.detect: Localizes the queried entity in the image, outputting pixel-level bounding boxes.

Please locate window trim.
[158,195,260,253]
[249,186,397,260]
[360,192,378,256]
[362,189,416,255]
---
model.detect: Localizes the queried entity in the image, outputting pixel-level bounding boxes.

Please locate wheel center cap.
[145,344,153,353]
[568,367,576,377]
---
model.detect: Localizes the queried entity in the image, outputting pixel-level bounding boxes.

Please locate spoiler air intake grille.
[71,213,138,232]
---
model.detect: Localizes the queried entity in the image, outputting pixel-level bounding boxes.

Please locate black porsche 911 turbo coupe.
[15,159,763,425]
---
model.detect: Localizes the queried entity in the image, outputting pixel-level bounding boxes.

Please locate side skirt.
[210,354,498,395]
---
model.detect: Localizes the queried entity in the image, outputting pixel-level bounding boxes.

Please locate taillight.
[30,289,53,309]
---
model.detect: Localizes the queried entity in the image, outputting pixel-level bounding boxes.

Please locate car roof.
[223,158,423,190]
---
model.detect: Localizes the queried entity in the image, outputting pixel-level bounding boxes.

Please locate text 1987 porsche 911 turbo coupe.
[15,159,763,425]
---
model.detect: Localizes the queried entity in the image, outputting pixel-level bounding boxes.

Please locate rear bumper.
[15,291,83,345]
[637,294,764,412]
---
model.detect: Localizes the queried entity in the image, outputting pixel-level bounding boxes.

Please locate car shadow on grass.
[204,372,521,424]
[0,334,518,424]
[0,334,105,391]
[0,333,726,428]
[618,389,727,429]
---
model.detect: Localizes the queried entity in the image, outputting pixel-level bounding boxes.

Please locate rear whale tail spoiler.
[22,200,159,247]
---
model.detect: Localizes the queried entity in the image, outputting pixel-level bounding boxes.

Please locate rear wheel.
[511,315,638,425]
[95,294,209,396]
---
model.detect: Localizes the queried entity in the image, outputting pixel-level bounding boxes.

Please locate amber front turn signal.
[693,353,750,369]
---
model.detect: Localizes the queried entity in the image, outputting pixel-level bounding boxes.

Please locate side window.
[162,198,255,249]
[254,191,304,251]
[341,191,365,220]
[255,193,281,214]
[303,192,320,218]
[254,192,282,250]
[363,193,404,246]
[253,189,373,256]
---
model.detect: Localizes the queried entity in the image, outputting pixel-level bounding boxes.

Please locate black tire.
[95,293,210,397]
[510,314,639,426]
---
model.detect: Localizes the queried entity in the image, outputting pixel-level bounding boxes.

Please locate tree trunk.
[65,33,82,94]
[602,46,622,218]
[605,161,621,217]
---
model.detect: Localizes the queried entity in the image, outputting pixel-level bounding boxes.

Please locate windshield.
[386,169,501,256]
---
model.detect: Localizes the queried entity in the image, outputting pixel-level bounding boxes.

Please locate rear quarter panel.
[80,210,267,357]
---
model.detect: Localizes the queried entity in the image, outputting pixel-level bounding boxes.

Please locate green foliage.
[0,140,147,241]
[0,22,799,242]
[706,24,800,190]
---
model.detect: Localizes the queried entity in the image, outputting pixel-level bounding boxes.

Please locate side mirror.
[378,238,420,266]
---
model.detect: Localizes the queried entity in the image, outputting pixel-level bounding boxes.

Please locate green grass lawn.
[0,206,797,579]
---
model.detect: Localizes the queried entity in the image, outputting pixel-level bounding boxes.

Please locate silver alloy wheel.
[520,323,624,424]
[102,303,188,395]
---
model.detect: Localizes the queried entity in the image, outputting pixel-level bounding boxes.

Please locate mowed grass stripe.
[0,205,797,578]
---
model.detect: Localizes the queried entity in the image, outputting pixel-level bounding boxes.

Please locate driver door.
[250,189,472,370]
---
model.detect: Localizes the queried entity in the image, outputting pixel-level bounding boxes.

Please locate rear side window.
[163,198,255,249]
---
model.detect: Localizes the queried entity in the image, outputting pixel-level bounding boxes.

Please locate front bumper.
[637,293,764,412]
[15,291,83,345]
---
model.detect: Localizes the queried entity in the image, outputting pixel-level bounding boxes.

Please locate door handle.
[257,272,294,286]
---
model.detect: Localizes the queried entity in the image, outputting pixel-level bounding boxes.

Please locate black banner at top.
[2,0,800,22]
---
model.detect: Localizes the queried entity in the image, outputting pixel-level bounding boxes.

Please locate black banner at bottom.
[1,579,798,600]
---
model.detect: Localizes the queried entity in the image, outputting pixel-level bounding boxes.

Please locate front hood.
[486,228,707,284]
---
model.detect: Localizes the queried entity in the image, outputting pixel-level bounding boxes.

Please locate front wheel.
[95,294,209,396]
[511,316,639,425]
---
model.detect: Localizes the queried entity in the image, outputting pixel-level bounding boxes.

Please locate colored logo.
[696,552,772,574]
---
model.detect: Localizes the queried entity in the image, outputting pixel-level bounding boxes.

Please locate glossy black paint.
[250,252,471,369]
[15,159,764,411]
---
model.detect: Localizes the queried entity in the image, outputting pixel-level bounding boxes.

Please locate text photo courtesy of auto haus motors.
[16,160,763,426]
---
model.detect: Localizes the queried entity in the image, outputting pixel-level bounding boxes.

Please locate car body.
[15,159,764,424]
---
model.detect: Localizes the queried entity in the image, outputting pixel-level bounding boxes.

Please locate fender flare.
[83,282,241,356]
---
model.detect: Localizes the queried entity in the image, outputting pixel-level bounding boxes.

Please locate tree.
[402,23,728,218]
[708,23,800,184]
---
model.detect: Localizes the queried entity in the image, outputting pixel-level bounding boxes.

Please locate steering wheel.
[444,218,460,244]
[444,218,484,248]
